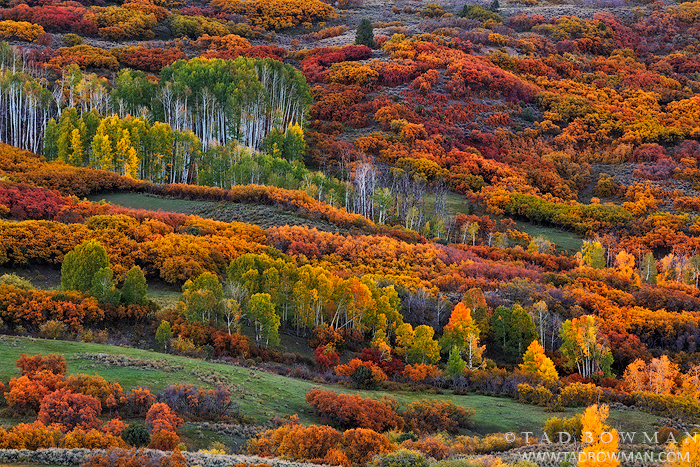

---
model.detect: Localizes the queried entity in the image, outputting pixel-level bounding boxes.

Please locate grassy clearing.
[88,192,353,233]
[512,220,583,254]
[0,337,664,437]
[440,192,583,254]
[87,192,214,214]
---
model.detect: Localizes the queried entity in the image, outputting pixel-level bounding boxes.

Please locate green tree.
[445,346,466,379]
[372,187,393,224]
[122,266,148,306]
[68,127,85,167]
[179,272,223,326]
[511,304,537,356]
[581,240,605,269]
[355,18,376,48]
[247,293,280,347]
[491,304,536,362]
[91,122,113,170]
[155,320,173,352]
[559,315,613,378]
[61,240,110,292]
[56,108,78,163]
[122,423,150,447]
[90,266,121,306]
[44,119,59,160]
[407,325,441,364]
[351,364,375,389]
[283,123,305,162]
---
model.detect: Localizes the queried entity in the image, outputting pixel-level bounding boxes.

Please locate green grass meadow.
[0,337,663,438]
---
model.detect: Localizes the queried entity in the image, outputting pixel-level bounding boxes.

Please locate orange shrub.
[48,45,119,70]
[335,358,387,383]
[403,364,441,383]
[401,436,450,460]
[101,418,127,437]
[209,0,335,29]
[38,389,102,431]
[83,448,187,467]
[61,428,126,449]
[193,33,251,50]
[148,430,180,450]
[0,422,62,450]
[6,372,63,415]
[61,373,123,406]
[145,403,183,433]
[17,353,67,377]
[402,400,474,434]
[340,428,393,465]
[121,386,156,417]
[305,388,403,431]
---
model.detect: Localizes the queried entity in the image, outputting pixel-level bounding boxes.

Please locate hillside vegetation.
[1,0,700,465]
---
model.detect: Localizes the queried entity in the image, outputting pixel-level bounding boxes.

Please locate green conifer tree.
[355,18,376,48]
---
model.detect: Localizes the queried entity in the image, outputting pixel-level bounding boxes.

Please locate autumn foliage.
[305,388,403,432]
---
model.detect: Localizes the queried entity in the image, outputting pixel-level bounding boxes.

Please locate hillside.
[1,0,700,465]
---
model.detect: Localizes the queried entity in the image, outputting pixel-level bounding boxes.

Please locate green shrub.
[369,448,430,467]
[121,423,150,447]
[62,33,82,46]
[460,5,501,22]
[543,414,582,443]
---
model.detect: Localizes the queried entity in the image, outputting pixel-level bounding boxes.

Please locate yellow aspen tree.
[116,129,138,177]
[580,404,620,467]
[667,432,700,466]
[91,123,113,171]
[520,340,558,381]
[623,356,679,394]
[68,128,85,167]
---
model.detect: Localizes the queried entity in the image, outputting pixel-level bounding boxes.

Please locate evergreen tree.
[122,424,150,447]
[61,240,110,292]
[355,18,376,49]
[489,0,500,11]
